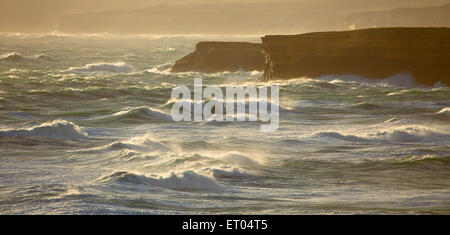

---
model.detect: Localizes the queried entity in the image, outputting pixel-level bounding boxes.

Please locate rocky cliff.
[171,42,265,73]
[261,28,450,86]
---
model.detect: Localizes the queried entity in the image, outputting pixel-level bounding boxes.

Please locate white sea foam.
[67,62,135,74]
[435,107,450,115]
[317,73,419,87]
[146,67,173,75]
[153,47,176,52]
[0,120,88,139]
[250,70,262,76]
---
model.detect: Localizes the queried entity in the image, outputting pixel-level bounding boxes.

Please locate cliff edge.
[261,28,450,86]
[171,42,265,73]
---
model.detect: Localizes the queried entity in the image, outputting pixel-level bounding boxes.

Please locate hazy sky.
[1,0,449,33]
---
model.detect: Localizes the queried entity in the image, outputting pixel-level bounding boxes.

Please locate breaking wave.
[369,126,450,142]
[435,107,450,115]
[0,120,88,139]
[311,125,450,143]
[99,171,225,192]
[146,63,262,79]
[111,107,173,122]
[105,134,171,153]
[67,62,135,74]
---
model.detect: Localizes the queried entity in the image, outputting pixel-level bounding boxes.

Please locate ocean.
[0,34,449,214]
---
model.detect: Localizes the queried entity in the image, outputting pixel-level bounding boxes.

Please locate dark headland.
[171,42,265,73]
[172,28,450,86]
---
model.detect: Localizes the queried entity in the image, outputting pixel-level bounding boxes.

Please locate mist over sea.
[0,34,449,214]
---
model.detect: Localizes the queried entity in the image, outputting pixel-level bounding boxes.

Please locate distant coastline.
[2,1,449,34]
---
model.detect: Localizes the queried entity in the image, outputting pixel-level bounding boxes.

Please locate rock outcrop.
[261,28,450,86]
[171,42,265,73]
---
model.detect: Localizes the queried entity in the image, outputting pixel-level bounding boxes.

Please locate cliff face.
[171,42,265,73]
[261,28,450,86]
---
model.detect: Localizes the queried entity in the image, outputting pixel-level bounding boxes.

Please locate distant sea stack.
[261,28,450,86]
[171,42,265,73]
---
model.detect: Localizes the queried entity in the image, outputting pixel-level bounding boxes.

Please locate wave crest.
[0,120,88,139]
[99,171,225,192]
[112,107,173,122]
[311,125,450,143]
[435,107,450,115]
[0,52,25,61]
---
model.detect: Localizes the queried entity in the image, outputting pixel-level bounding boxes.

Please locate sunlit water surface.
[0,34,449,214]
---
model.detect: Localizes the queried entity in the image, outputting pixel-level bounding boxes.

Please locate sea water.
[0,33,449,214]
